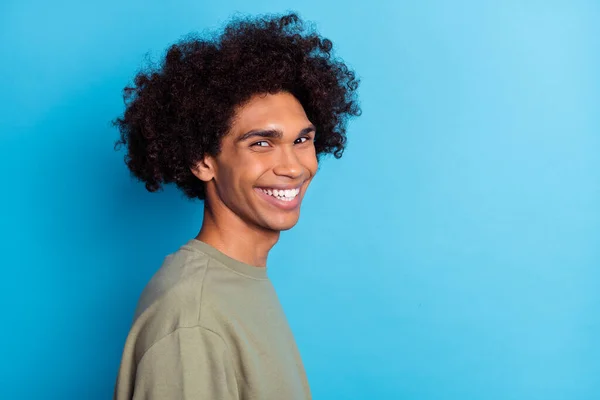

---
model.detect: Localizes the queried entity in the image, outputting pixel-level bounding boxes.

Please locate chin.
[276,224,297,232]
[266,216,300,232]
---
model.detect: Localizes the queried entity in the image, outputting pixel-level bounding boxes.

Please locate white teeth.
[260,187,300,200]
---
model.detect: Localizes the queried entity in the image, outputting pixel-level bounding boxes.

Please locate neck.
[196,199,279,268]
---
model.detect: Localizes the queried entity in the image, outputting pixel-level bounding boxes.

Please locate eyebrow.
[236,125,316,143]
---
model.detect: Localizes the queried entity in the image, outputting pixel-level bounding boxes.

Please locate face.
[198,91,318,232]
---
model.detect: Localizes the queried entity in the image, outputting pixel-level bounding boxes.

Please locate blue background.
[1,1,599,399]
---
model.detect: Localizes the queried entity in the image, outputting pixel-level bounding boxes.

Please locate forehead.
[230,92,310,134]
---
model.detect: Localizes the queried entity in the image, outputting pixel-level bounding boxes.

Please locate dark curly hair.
[114,12,360,200]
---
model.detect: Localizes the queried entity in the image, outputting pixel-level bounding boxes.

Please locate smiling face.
[195,91,319,233]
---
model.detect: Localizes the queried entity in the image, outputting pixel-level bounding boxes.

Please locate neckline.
[184,239,268,280]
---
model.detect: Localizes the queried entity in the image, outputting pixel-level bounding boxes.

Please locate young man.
[113,13,360,399]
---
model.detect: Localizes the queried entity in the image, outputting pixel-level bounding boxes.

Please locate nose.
[272,145,305,179]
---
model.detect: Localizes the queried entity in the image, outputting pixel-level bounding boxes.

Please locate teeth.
[260,187,300,201]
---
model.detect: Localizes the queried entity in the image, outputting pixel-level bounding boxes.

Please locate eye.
[251,141,270,147]
[294,137,311,145]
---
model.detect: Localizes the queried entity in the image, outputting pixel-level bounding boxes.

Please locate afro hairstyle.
[113,12,361,200]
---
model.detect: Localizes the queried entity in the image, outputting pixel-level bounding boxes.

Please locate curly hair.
[113,12,360,200]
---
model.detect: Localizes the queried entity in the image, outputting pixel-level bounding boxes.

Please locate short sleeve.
[131,326,239,400]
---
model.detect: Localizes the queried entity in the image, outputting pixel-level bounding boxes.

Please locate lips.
[254,187,301,211]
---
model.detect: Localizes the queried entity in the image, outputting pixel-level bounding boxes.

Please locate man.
[113,13,360,399]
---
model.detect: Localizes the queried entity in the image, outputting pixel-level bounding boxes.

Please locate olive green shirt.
[113,239,311,399]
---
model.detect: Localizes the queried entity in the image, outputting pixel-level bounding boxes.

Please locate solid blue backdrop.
[1,1,598,399]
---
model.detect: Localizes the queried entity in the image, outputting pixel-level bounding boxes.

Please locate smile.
[258,187,300,202]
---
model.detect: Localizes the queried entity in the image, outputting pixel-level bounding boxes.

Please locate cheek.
[301,151,319,177]
[235,154,271,188]
[214,158,247,201]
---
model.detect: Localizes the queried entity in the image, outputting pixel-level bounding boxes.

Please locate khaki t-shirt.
[113,239,311,399]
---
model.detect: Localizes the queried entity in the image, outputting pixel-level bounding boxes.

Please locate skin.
[191,91,319,268]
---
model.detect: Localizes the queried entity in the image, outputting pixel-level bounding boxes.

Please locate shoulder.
[134,245,211,318]
[125,240,267,363]
[128,243,216,361]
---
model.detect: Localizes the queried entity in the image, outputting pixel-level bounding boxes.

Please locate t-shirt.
[113,239,311,399]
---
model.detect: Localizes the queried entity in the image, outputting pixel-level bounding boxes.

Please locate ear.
[191,155,216,182]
